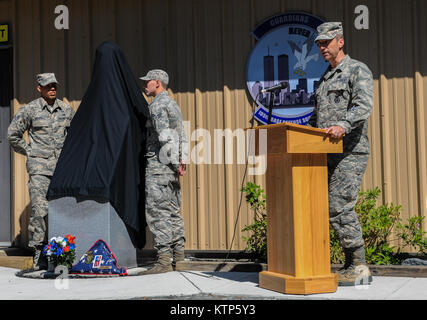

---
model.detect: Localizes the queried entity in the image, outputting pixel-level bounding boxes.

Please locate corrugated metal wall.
[1,0,426,251]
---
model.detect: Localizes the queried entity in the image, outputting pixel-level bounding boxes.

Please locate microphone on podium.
[261,82,289,94]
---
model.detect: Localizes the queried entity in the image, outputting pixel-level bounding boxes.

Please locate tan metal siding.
[3,0,427,250]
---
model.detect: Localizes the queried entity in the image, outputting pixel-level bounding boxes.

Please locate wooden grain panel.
[286,128,342,154]
[308,157,331,276]
[259,271,337,295]
[254,123,342,154]
[0,256,33,270]
[292,155,314,278]
[291,154,331,278]
[266,153,296,276]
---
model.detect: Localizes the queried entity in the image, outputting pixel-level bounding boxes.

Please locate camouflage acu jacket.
[7,97,75,176]
[308,55,373,154]
[145,91,188,175]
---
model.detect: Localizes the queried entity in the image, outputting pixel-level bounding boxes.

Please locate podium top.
[247,122,343,154]
[249,122,326,134]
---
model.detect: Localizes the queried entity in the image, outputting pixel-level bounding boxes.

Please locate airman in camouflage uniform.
[308,22,373,286]
[7,73,75,269]
[138,69,188,275]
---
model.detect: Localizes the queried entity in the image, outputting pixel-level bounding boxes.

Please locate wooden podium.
[251,122,342,295]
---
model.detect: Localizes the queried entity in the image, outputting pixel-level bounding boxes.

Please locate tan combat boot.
[138,251,173,275]
[172,249,186,271]
[338,247,373,286]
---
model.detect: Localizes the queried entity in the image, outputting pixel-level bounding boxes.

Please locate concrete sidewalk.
[0,266,426,300]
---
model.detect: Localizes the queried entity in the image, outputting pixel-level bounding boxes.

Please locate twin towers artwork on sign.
[246,12,329,125]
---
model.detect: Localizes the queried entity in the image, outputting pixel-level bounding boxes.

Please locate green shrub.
[396,216,427,255]
[330,187,427,265]
[240,182,267,260]
[241,183,427,265]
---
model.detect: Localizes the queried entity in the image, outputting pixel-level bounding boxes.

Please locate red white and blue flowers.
[43,235,76,269]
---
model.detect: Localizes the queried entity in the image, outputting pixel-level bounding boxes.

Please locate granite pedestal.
[48,197,138,268]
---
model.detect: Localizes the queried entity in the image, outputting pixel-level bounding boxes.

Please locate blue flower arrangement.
[43,235,76,269]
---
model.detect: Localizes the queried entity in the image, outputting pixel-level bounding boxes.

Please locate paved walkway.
[1,266,426,300]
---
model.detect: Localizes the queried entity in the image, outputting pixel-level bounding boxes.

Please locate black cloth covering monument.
[47,41,150,249]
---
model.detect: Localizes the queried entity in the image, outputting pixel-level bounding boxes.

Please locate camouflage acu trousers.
[328,153,369,250]
[145,174,186,254]
[27,174,51,249]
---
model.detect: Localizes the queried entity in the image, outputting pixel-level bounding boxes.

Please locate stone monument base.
[48,197,138,268]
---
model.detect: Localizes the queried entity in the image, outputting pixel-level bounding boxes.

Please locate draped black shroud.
[47,41,149,248]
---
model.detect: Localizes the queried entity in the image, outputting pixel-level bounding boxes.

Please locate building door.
[0,46,12,246]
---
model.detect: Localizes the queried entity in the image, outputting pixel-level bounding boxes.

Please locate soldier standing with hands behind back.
[308,22,374,286]
[7,73,75,270]
[139,69,188,275]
